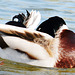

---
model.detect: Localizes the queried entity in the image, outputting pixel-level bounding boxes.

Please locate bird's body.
[0,24,57,67]
[0,22,75,68]
[0,10,75,68]
[55,29,75,68]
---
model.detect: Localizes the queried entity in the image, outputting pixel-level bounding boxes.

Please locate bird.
[6,13,26,28]
[36,16,66,37]
[5,10,66,38]
[6,10,41,30]
[0,10,75,68]
[0,14,75,68]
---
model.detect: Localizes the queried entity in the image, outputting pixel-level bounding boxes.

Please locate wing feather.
[0,24,53,57]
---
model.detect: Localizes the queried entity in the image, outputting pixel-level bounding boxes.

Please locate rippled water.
[0,0,75,75]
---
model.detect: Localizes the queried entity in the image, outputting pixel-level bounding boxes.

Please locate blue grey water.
[0,0,75,75]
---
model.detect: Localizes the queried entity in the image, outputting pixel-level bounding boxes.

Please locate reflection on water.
[0,58,75,75]
[0,0,75,74]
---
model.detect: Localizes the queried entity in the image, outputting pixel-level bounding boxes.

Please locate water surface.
[0,0,75,75]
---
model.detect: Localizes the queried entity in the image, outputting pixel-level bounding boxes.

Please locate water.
[0,0,75,74]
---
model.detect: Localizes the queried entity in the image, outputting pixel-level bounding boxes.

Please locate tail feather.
[24,10,41,30]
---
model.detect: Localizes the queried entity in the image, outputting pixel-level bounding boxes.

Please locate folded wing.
[0,24,53,60]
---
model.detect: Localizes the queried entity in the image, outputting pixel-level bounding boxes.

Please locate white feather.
[23,10,41,30]
[28,11,41,30]
[0,24,59,67]
[2,36,50,60]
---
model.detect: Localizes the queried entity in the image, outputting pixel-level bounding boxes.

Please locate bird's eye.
[14,18,19,22]
[38,28,41,30]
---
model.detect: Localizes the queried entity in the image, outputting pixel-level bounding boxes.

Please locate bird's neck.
[55,25,68,38]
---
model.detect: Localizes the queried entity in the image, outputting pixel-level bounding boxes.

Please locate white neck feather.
[55,25,68,38]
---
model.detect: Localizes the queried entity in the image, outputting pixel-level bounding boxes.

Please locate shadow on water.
[0,58,75,75]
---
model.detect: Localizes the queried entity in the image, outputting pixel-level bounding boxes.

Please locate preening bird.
[0,10,75,68]
[6,10,41,30]
[6,10,66,38]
